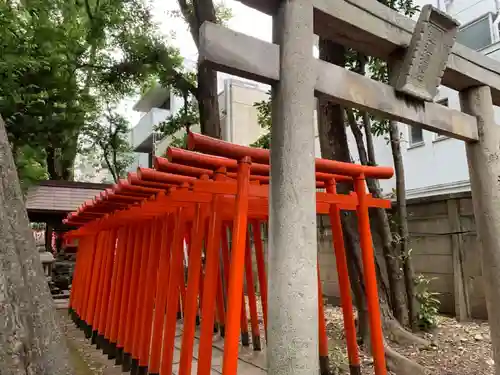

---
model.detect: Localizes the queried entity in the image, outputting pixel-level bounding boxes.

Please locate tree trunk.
[46,145,60,180]
[317,38,427,375]
[347,109,409,326]
[197,61,221,138]
[45,225,54,253]
[192,0,221,139]
[112,144,120,181]
[102,149,118,183]
[0,116,72,374]
[362,112,376,166]
[60,137,78,181]
[389,120,417,329]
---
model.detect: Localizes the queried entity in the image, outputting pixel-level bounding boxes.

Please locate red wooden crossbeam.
[66,133,393,375]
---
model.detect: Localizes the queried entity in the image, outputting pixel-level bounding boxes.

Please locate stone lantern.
[39,251,55,281]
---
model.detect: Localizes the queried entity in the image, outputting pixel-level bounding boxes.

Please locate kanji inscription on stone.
[392,5,459,101]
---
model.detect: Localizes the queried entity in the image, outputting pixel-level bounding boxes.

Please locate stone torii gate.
[199,0,500,374]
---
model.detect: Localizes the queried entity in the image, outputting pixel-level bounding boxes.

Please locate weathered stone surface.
[267,1,319,375]
[0,115,72,374]
[199,21,478,142]
[199,22,278,85]
[461,86,500,375]
[236,0,500,106]
[392,5,459,101]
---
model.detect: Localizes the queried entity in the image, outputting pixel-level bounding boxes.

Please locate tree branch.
[84,0,94,22]
[362,112,377,165]
[346,108,369,165]
[103,152,117,182]
[94,0,101,15]
[355,53,377,166]
[112,148,119,180]
[99,141,117,182]
[177,0,200,47]
[166,70,198,100]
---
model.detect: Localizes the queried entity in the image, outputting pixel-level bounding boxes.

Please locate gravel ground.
[59,301,495,375]
[323,305,494,375]
[59,310,123,375]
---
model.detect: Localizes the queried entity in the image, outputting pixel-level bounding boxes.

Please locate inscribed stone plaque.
[392,5,459,101]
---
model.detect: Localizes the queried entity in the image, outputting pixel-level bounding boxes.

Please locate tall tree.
[0,116,72,374]
[14,145,49,193]
[316,40,427,375]
[251,2,426,373]
[155,82,200,149]
[79,103,134,183]
[172,0,232,139]
[0,0,183,181]
[318,0,423,370]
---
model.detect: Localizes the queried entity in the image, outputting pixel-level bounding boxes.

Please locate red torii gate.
[66,133,394,375]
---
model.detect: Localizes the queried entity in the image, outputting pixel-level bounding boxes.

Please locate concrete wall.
[129,152,150,173]
[354,1,500,200]
[445,0,497,23]
[219,79,269,145]
[218,80,325,158]
[364,73,500,199]
[155,123,202,157]
[420,0,497,22]
[316,191,486,320]
[131,108,170,151]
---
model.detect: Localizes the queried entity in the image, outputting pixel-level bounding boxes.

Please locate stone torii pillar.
[198,2,490,373]
[389,5,500,372]
[268,1,319,375]
[460,86,500,374]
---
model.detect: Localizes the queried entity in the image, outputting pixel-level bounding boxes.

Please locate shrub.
[415,274,441,331]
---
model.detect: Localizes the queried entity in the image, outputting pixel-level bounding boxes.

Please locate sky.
[121,0,436,125]
[120,1,272,125]
[155,1,272,60]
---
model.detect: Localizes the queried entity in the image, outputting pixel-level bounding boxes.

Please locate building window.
[158,98,171,110]
[434,98,449,141]
[456,14,493,51]
[408,125,424,148]
[148,152,153,168]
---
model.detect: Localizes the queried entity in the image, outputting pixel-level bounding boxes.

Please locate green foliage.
[365,1,420,136]
[154,77,199,149]
[146,1,235,150]
[0,0,183,183]
[169,1,233,26]
[214,2,233,25]
[252,0,420,143]
[156,99,199,136]
[0,0,88,147]
[170,134,189,149]
[379,0,420,16]
[15,145,49,193]
[251,93,272,149]
[79,103,134,182]
[31,222,46,230]
[414,274,441,331]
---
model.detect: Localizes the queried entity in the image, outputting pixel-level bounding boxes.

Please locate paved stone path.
[177,325,267,375]
[58,301,267,375]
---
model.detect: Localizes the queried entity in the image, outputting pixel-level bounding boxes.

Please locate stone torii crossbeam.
[198,1,500,375]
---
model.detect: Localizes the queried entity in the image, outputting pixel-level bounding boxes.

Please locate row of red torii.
[66,132,394,375]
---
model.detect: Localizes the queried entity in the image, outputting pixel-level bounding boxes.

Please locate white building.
[130,0,500,200]
[128,59,195,171]
[218,78,269,145]
[366,0,500,198]
[129,84,173,169]
[129,69,269,169]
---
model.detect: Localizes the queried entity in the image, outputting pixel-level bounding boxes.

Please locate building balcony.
[155,124,201,157]
[482,40,500,59]
[131,108,170,153]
